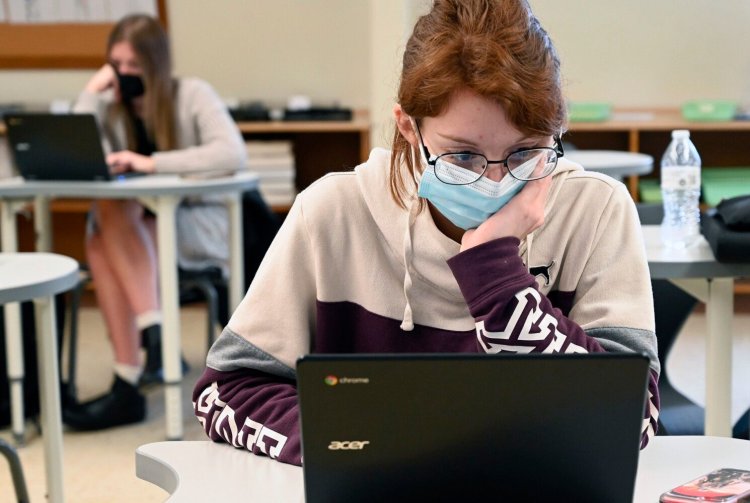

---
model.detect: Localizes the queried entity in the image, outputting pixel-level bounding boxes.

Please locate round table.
[0,252,79,503]
[565,150,654,180]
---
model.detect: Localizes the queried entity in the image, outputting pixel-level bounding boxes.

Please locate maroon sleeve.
[447,237,605,354]
[192,367,302,466]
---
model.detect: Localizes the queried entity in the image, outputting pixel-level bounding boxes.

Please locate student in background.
[63,14,246,431]
[193,0,660,466]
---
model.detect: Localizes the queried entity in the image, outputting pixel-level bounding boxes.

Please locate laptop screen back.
[297,352,650,503]
[4,113,112,181]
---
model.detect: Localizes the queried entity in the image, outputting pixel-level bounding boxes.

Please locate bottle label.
[661,165,700,190]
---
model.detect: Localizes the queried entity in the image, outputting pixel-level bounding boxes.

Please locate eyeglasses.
[414,122,564,185]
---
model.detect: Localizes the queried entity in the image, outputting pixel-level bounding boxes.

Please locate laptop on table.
[3,113,142,182]
[297,352,650,503]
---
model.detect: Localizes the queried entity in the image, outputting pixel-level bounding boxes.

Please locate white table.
[0,252,79,503]
[642,225,750,437]
[566,149,654,181]
[0,173,258,441]
[135,436,750,502]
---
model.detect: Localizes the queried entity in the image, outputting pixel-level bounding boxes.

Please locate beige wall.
[533,0,750,108]
[1,1,749,137]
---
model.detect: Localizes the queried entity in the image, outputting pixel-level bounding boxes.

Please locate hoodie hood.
[355,148,583,330]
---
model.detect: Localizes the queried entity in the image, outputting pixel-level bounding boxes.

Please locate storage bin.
[681,100,737,121]
[568,102,612,122]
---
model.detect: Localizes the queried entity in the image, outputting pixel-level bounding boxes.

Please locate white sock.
[114,362,142,386]
[136,311,162,331]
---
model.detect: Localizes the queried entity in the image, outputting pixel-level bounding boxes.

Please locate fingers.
[107,151,155,174]
[460,173,552,251]
[86,64,116,94]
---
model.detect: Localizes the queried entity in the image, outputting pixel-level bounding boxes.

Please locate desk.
[642,225,750,436]
[0,173,258,441]
[135,436,750,502]
[565,149,654,181]
[0,252,79,503]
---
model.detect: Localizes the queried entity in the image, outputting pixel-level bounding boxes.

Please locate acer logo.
[328,441,370,450]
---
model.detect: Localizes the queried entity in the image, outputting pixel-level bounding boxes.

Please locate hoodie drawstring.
[400,197,420,331]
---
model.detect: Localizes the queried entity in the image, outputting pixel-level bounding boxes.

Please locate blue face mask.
[417,153,530,230]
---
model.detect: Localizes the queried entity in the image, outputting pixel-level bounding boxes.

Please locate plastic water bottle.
[660,129,701,248]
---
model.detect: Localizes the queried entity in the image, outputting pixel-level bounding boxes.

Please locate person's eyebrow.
[434,132,481,149]
[435,131,542,153]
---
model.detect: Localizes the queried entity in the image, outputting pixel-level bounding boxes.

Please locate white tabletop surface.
[136,436,750,502]
[0,252,79,303]
[0,171,259,198]
[566,150,654,178]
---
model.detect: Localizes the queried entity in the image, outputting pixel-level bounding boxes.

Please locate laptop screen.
[297,352,650,503]
[4,113,113,181]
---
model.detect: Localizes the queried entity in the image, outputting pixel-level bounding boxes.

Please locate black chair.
[637,203,703,435]
[0,438,29,503]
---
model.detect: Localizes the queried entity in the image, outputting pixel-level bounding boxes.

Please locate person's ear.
[393,104,418,147]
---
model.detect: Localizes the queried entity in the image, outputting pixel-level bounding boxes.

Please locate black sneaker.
[62,376,146,431]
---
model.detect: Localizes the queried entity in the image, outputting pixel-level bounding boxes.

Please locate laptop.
[3,112,138,181]
[297,352,650,503]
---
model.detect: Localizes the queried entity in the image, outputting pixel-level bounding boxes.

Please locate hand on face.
[460,155,552,252]
[106,150,155,174]
[85,64,117,94]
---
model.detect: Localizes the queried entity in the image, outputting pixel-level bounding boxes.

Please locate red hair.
[390,0,566,207]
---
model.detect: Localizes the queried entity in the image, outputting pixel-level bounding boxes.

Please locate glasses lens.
[434,153,487,185]
[507,149,558,181]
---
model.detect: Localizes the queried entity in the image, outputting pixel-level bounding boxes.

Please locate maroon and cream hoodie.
[193,148,660,466]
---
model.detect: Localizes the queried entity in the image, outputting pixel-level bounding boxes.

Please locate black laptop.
[297,352,650,503]
[4,112,135,181]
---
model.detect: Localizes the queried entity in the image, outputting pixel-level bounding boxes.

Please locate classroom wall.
[1,1,749,138]
[532,0,750,109]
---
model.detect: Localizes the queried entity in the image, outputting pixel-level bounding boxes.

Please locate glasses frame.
[414,121,564,185]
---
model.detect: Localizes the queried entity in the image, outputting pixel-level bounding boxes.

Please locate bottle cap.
[672,129,690,139]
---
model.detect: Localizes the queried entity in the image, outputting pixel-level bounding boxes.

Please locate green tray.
[681,100,737,121]
[568,102,612,122]
[701,167,750,206]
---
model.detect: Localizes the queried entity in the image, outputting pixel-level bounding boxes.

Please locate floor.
[1,298,749,502]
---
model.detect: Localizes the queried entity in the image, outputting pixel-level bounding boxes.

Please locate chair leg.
[203,284,219,351]
[180,278,220,353]
[0,438,30,503]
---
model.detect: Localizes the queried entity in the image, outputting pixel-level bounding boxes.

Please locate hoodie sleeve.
[192,196,318,466]
[446,183,660,448]
[152,79,247,174]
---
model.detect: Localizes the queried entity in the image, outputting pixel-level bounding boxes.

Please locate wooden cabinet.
[564,108,750,200]
[237,110,371,212]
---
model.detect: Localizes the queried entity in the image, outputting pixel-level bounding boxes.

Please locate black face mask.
[117,73,146,102]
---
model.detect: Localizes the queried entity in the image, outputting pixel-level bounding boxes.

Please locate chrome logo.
[324,375,338,386]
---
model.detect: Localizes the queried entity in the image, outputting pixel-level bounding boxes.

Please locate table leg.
[34,295,65,503]
[670,277,734,437]
[227,193,244,312]
[704,278,733,437]
[1,200,25,444]
[34,196,52,252]
[156,196,183,440]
